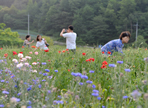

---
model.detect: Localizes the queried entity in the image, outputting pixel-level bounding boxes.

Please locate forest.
[0,0,148,46]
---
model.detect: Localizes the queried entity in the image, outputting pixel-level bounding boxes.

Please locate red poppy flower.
[1,48,2,50]
[22,46,24,48]
[102,52,104,54]
[86,59,91,62]
[48,60,51,62]
[82,53,86,56]
[145,48,147,51]
[19,52,23,54]
[90,58,95,61]
[4,53,8,57]
[101,64,107,69]
[72,58,74,59]
[108,51,111,54]
[66,49,69,51]
[13,51,17,55]
[68,69,70,72]
[31,46,36,48]
[62,50,65,53]
[58,51,61,53]
[44,49,49,52]
[102,61,108,65]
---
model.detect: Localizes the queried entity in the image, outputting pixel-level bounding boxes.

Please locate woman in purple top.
[101,31,131,55]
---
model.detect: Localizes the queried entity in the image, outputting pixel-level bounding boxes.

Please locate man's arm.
[60,29,65,37]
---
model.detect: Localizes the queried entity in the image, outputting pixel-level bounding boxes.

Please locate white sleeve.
[36,42,39,47]
[63,33,69,38]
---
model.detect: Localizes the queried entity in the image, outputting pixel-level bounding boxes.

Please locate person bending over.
[101,31,131,55]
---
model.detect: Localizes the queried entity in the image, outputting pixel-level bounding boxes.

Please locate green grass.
[0,46,148,108]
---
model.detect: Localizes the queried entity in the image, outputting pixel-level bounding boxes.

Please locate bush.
[0,23,23,46]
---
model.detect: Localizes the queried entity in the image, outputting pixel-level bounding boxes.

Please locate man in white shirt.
[60,25,77,53]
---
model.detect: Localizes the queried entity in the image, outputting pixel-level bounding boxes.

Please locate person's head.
[67,25,73,33]
[36,35,42,41]
[26,35,31,41]
[119,31,131,43]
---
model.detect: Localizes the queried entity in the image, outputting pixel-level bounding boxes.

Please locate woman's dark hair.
[119,31,131,40]
[36,35,42,41]
[26,35,30,39]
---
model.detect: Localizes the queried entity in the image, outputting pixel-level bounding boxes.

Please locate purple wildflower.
[2,91,9,94]
[89,70,94,73]
[117,61,123,64]
[45,69,50,72]
[47,90,51,94]
[43,73,48,76]
[55,70,58,72]
[42,79,46,82]
[79,82,83,85]
[92,93,99,97]
[92,85,96,88]
[93,90,99,93]
[1,80,4,82]
[123,96,128,99]
[109,64,116,67]
[86,80,93,84]
[38,84,42,88]
[131,90,141,99]
[81,75,88,79]
[97,97,101,100]
[125,69,131,72]
[42,62,46,65]
[0,104,4,107]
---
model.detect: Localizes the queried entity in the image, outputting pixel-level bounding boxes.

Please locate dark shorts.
[69,49,76,54]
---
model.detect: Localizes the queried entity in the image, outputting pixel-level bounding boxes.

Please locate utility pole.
[133,21,138,48]
[28,14,30,35]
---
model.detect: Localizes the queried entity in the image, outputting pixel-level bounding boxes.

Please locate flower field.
[0,46,148,108]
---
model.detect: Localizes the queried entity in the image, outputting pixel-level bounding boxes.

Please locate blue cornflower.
[38,84,42,88]
[117,61,123,64]
[102,106,106,108]
[47,90,51,94]
[45,69,50,72]
[97,97,101,100]
[27,87,32,91]
[93,90,99,93]
[15,85,17,88]
[74,73,82,77]
[24,82,27,84]
[48,76,53,79]
[39,72,42,74]
[28,101,32,105]
[17,93,21,96]
[27,106,32,108]
[43,73,48,76]
[6,81,9,83]
[79,82,83,85]
[92,85,96,88]
[42,79,46,82]
[109,64,116,67]
[42,62,47,65]
[58,95,62,99]
[81,75,88,79]
[71,72,75,76]
[11,75,15,78]
[125,69,131,72]
[86,80,93,84]
[123,96,128,99]
[55,70,58,72]
[1,80,4,82]
[0,104,4,107]
[92,93,99,97]
[2,91,9,94]
[89,70,94,73]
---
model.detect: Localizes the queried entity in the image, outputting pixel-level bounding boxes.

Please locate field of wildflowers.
[0,46,148,108]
